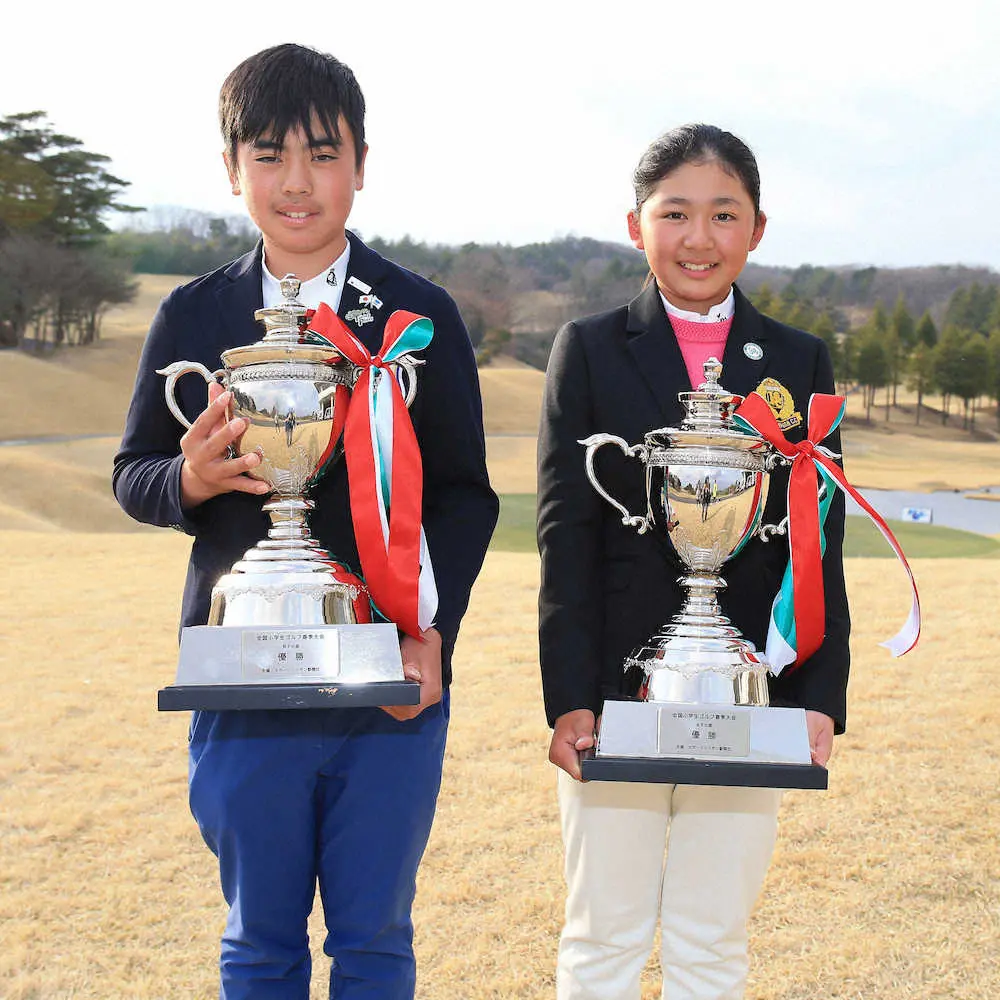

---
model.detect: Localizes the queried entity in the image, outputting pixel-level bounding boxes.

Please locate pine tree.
[0,111,137,347]
[933,325,969,425]
[915,311,938,348]
[812,310,841,381]
[854,330,890,422]
[906,342,935,425]
[987,330,1000,429]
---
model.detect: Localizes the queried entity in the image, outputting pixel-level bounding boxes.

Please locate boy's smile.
[627,159,766,315]
[224,112,367,281]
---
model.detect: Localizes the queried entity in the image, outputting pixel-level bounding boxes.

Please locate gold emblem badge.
[755,378,802,431]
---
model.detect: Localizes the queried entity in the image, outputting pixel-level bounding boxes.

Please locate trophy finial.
[254,273,309,339]
[702,357,723,387]
[280,274,302,302]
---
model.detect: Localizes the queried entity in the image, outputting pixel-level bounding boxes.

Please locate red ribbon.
[735,393,849,665]
[306,304,426,638]
[735,391,921,666]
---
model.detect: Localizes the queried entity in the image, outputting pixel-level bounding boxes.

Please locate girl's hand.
[805,710,835,767]
[549,708,597,781]
[179,386,270,508]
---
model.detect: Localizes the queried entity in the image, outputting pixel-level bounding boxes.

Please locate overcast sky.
[4,0,998,269]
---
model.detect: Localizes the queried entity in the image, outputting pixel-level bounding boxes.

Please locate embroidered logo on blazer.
[755,377,802,431]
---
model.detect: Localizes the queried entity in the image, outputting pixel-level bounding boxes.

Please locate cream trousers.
[557,771,782,1000]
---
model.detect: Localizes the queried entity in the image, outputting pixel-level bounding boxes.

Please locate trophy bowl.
[154,275,418,710]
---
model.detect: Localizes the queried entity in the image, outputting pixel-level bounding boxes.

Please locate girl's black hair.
[633,124,761,215]
[219,44,366,167]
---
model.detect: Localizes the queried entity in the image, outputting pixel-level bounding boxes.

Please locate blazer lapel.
[214,243,264,354]
[338,230,394,352]
[719,285,772,398]
[625,283,689,425]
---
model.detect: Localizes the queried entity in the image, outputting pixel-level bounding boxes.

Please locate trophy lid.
[253,274,311,343]
[222,274,344,368]
[644,358,764,451]
[676,357,744,432]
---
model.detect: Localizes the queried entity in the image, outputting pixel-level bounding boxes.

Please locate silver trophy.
[579,359,825,788]
[154,275,420,711]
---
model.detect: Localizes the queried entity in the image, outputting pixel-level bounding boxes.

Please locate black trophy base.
[580,749,828,790]
[158,680,421,712]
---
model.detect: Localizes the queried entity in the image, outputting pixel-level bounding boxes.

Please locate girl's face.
[627,159,766,315]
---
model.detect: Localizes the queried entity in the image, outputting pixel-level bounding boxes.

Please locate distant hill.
[107,218,999,371]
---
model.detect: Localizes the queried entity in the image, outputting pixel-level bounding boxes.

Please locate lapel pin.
[347,275,372,295]
[345,307,374,327]
[743,342,764,361]
[359,293,383,310]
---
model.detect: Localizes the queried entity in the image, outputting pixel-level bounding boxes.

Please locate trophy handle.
[155,361,227,430]
[758,478,830,542]
[579,433,651,534]
[393,356,424,408]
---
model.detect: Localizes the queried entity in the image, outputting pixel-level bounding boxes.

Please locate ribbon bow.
[306,303,437,638]
[734,391,921,671]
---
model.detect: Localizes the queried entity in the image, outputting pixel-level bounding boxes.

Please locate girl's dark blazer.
[113,231,499,684]
[537,284,851,732]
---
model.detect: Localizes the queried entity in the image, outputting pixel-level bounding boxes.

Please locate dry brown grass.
[1,538,997,999]
[3,275,1000,496]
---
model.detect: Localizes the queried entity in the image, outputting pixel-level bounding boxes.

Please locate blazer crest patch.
[755,378,802,431]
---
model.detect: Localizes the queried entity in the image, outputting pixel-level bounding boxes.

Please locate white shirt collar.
[660,287,735,324]
[261,241,351,311]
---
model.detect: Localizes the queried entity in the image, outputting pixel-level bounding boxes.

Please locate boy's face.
[224,113,367,280]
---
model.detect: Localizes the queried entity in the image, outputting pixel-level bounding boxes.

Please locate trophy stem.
[624,570,770,707]
[263,496,315,545]
[676,571,726,622]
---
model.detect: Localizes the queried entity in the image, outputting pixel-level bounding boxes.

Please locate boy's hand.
[179,386,271,509]
[382,628,443,722]
[806,710,835,767]
[549,709,597,781]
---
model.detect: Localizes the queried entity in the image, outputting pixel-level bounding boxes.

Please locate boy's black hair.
[219,43,366,167]
[633,124,761,216]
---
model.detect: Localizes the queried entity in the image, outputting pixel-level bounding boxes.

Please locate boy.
[113,43,498,999]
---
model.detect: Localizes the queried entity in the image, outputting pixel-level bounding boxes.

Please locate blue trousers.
[188,694,450,1000]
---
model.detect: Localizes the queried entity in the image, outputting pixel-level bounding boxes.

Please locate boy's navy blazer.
[114,231,499,683]
[537,283,851,731]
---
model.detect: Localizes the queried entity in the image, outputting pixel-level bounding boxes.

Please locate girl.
[537,124,850,1000]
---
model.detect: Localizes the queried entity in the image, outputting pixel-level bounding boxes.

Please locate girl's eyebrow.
[658,195,741,206]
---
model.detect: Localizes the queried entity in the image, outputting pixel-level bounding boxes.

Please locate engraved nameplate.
[657,707,751,758]
[241,629,340,681]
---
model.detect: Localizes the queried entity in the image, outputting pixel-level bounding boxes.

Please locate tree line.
[3,111,1000,435]
[748,281,1000,430]
[0,112,138,349]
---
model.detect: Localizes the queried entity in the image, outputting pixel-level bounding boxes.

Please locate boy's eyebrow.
[251,134,342,151]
